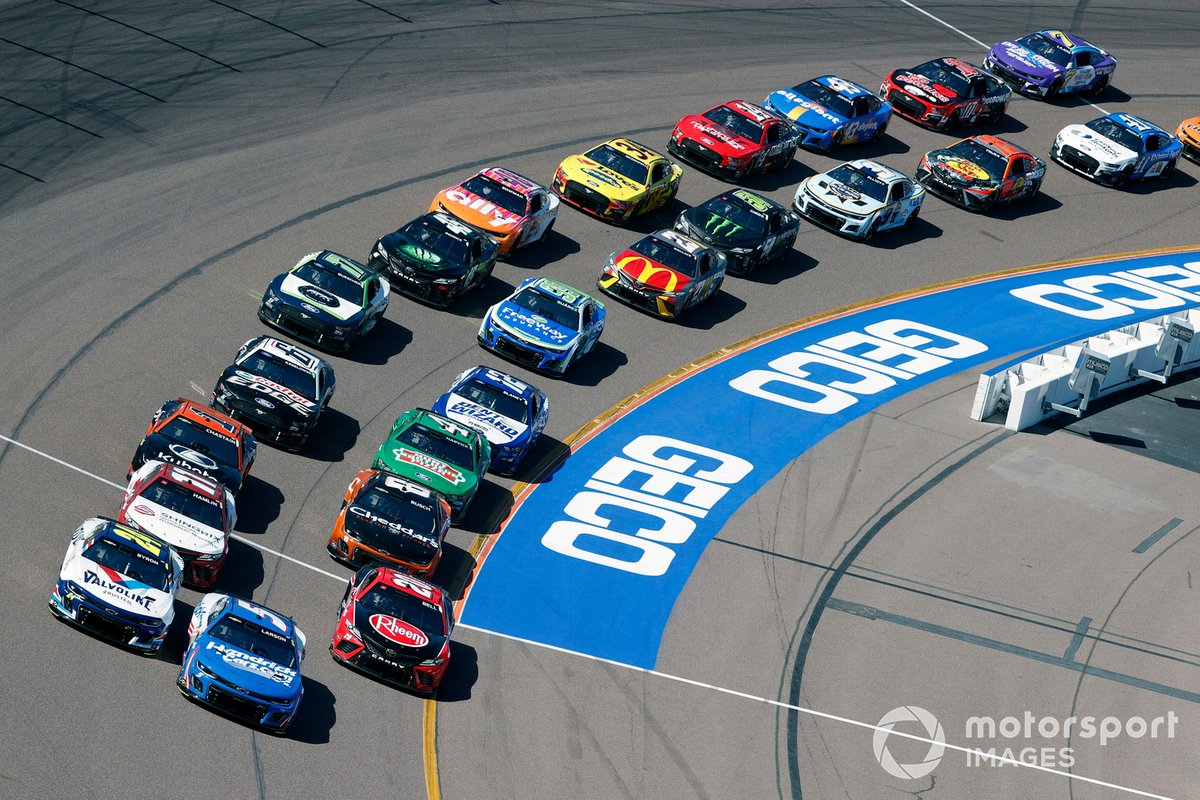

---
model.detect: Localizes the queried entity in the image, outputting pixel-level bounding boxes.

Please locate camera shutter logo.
[873,706,946,779]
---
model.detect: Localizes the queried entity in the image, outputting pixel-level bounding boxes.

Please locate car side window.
[529,193,544,213]
[765,124,780,144]
[768,212,782,234]
[1009,158,1027,177]
[887,183,902,203]
[1075,50,1093,67]
[1146,134,1164,152]
[651,163,667,183]
[582,303,594,327]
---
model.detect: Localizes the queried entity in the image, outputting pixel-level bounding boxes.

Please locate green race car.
[372,409,491,522]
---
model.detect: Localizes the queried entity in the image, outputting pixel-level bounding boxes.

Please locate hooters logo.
[370,614,429,647]
[616,254,687,293]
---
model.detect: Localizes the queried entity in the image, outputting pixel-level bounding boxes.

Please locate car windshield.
[702,105,764,142]
[293,261,364,304]
[456,378,530,422]
[357,486,439,531]
[827,164,890,202]
[208,614,297,668]
[699,196,769,235]
[510,287,582,329]
[360,584,445,635]
[141,477,224,529]
[946,139,1009,178]
[396,424,475,471]
[629,236,702,277]
[238,353,316,399]
[583,144,649,184]
[160,418,239,467]
[399,218,472,263]
[793,80,855,118]
[1086,118,1143,152]
[1020,33,1072,66]
[83,537,171,592]
[461,175,527,215]
[914,60,969,96]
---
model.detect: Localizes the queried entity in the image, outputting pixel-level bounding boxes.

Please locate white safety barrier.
[971,310,1200,431]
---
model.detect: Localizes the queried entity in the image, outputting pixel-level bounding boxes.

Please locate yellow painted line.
[423,698,440,800]
[247,290,260,301]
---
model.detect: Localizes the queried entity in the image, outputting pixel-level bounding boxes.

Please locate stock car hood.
[435,187,524,235]
[354,604,446,663]
[766,89,845,130]
[435,394,528,447]
[891,71,957,105]
[343,505,441,564]
[805,174,886,215]
[273,273,364,323]
[925,151,999,188]
[678,207,763,247]
[1059,125,1137,166]
[123,498,225,556]
[219,369,319,418]
[612,248,694,293]
[988,41,1062,80]
[559,156,643,201]
[1178,118,1200,146]
[379,231,468,277]
[138,435,241,491]
[195,637,301,696]
[377,445,479,498]
[64,557,172,619]
[679,115,758,157]
[490,301,577,349]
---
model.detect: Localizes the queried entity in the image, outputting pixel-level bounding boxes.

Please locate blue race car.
[432,365,550,476]
[477,277,606,376]
[984,30,1115,99]
[763,75,892,153]
[1051,113,1182,187]
[178,594,307,734]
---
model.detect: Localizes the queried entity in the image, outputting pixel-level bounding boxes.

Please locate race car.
[178,594,306,735]
[673,189,800,275]
[880,57,1011,130]
[327,468,451,576]
[430,167,559,258]
[915,135,1046,212]
[432,365,549,476]
[984,30,1115,98]
[372,409,491,522]
[330,565,454,695]
[129,399,255,494]
[477,277,606,375]
[120,461,237,588]
[1179,117,1200,163]
[793,159,925,240]
[1050,113,1182,187]
[211,336,335,452]
[258,250,390,352]
[551,137,682,223]
[762,74,892,152]
[666,100,799,180]
[598,229,726,320]
[368,212,498,308]
[49,517,182,655]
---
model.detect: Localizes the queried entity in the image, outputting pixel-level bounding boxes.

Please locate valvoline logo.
[83,565,155,610]
[370,613,429,647]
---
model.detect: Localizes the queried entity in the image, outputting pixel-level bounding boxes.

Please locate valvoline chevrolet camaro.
[915,135,1046,212]
[667,100,799,180]
[881,57,1010,130]
[984,30,1115,98]
[598,229,726,320]
[432,365,549,476]
[551,137,682,223]
[430,167,559,258]
[762,75,892,152]
[179,594,306,734]
[477,277,606,375]
[1051,113,1182,186]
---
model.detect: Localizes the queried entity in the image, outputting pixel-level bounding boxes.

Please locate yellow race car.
[551,137,682,223]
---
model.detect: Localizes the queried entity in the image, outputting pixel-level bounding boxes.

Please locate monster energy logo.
[704,214,742,237]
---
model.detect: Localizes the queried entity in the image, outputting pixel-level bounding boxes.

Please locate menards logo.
[394,448,465,485]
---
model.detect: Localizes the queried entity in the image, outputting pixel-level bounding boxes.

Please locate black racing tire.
[830,130,844,150]
[1112,166,1133,187]
[873,122,887,143]
[1159,159,1176,180]
[1090,76,1109,97]
[775,147,795,172]
[903,205,920,228]
[1046,77,1064,99]
[860,217,881,240]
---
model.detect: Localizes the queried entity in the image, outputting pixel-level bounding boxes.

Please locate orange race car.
[1177,116,1200,163]
[327,468,451,577]
[128,399,256,494]
[430,167,559,258]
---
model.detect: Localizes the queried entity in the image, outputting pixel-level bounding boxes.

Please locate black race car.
[368,212,498,308]
[673,189,800,275]
[211,336,335,452]
[880,57,1011,130]
[128,399,255,493]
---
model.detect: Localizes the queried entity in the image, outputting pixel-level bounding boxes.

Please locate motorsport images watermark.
[873,706,1180,778]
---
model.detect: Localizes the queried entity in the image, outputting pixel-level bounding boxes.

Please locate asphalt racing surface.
[1,2,1199,798]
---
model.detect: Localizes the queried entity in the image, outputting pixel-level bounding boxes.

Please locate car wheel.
[873,123,887,143]
[860,217,880,240]
[1113,166,1133,187]
[776,147,794,172]
[830,130,844,150]
[1046,77,1063,98]
[541,217,555,242]
[902,205,920,228]
[1159,159,1176,180]
[1090,76,1109,97]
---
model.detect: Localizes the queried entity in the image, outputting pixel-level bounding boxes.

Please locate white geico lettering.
[541,436,752,576]
[1009,261,1200,320]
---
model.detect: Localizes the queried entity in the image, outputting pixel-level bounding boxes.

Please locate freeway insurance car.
[330,565,455,695]
[258,250,389,352]
[430,167,559,259]
[984,30,1115,98]
[178,594,306,735]
[1050,113,1182,186]
[793,159,925,240]
[880,57,1010,130]
[327,468,451,576]
[372,409,491,522]
[762,74,892,152]
[120,461,237,588]
[129,399,256,494]
[915,135,1046,212]
[368,212,498,308]
[673,189,800,275]
[551,137,682,224]
[49,517,182,655]
[598,229,726,320]
[211,336,335,452]
[432,365,549,476]
[477,277,606,376]
[666,100,799,180]
[1179,116,1200,163]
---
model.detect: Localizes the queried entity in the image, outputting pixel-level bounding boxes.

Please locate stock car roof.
[969,134,1025,159]
[362,566,449,608]
[524,277,596,309]
[452,365,539,401]
[1104,113,1169,137]
[926,56,984,78]
[166,399,249,439]
[644,228,707,258]
[721,100,777,124]
[220,595,301,638]
[478,167,542,196]
[361,469,438,499]
[602,137,666,164]
[842,159,907,185]
[397,408,483,444]
[814,74,873,99]
[95,518,173,561]
[237,336,322,377]
[1033,29,1101,51]
[294,250,372,283]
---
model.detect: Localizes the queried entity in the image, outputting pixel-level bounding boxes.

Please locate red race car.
[668,100,801,181]
[915,134,1047,212]
[330,565,454,694]
[880,57,1011,130]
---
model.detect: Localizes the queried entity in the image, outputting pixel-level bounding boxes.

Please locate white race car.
[1050,113,1182,187]
[793,159,925,240]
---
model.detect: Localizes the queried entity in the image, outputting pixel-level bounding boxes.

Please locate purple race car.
[983,30,1115,99]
